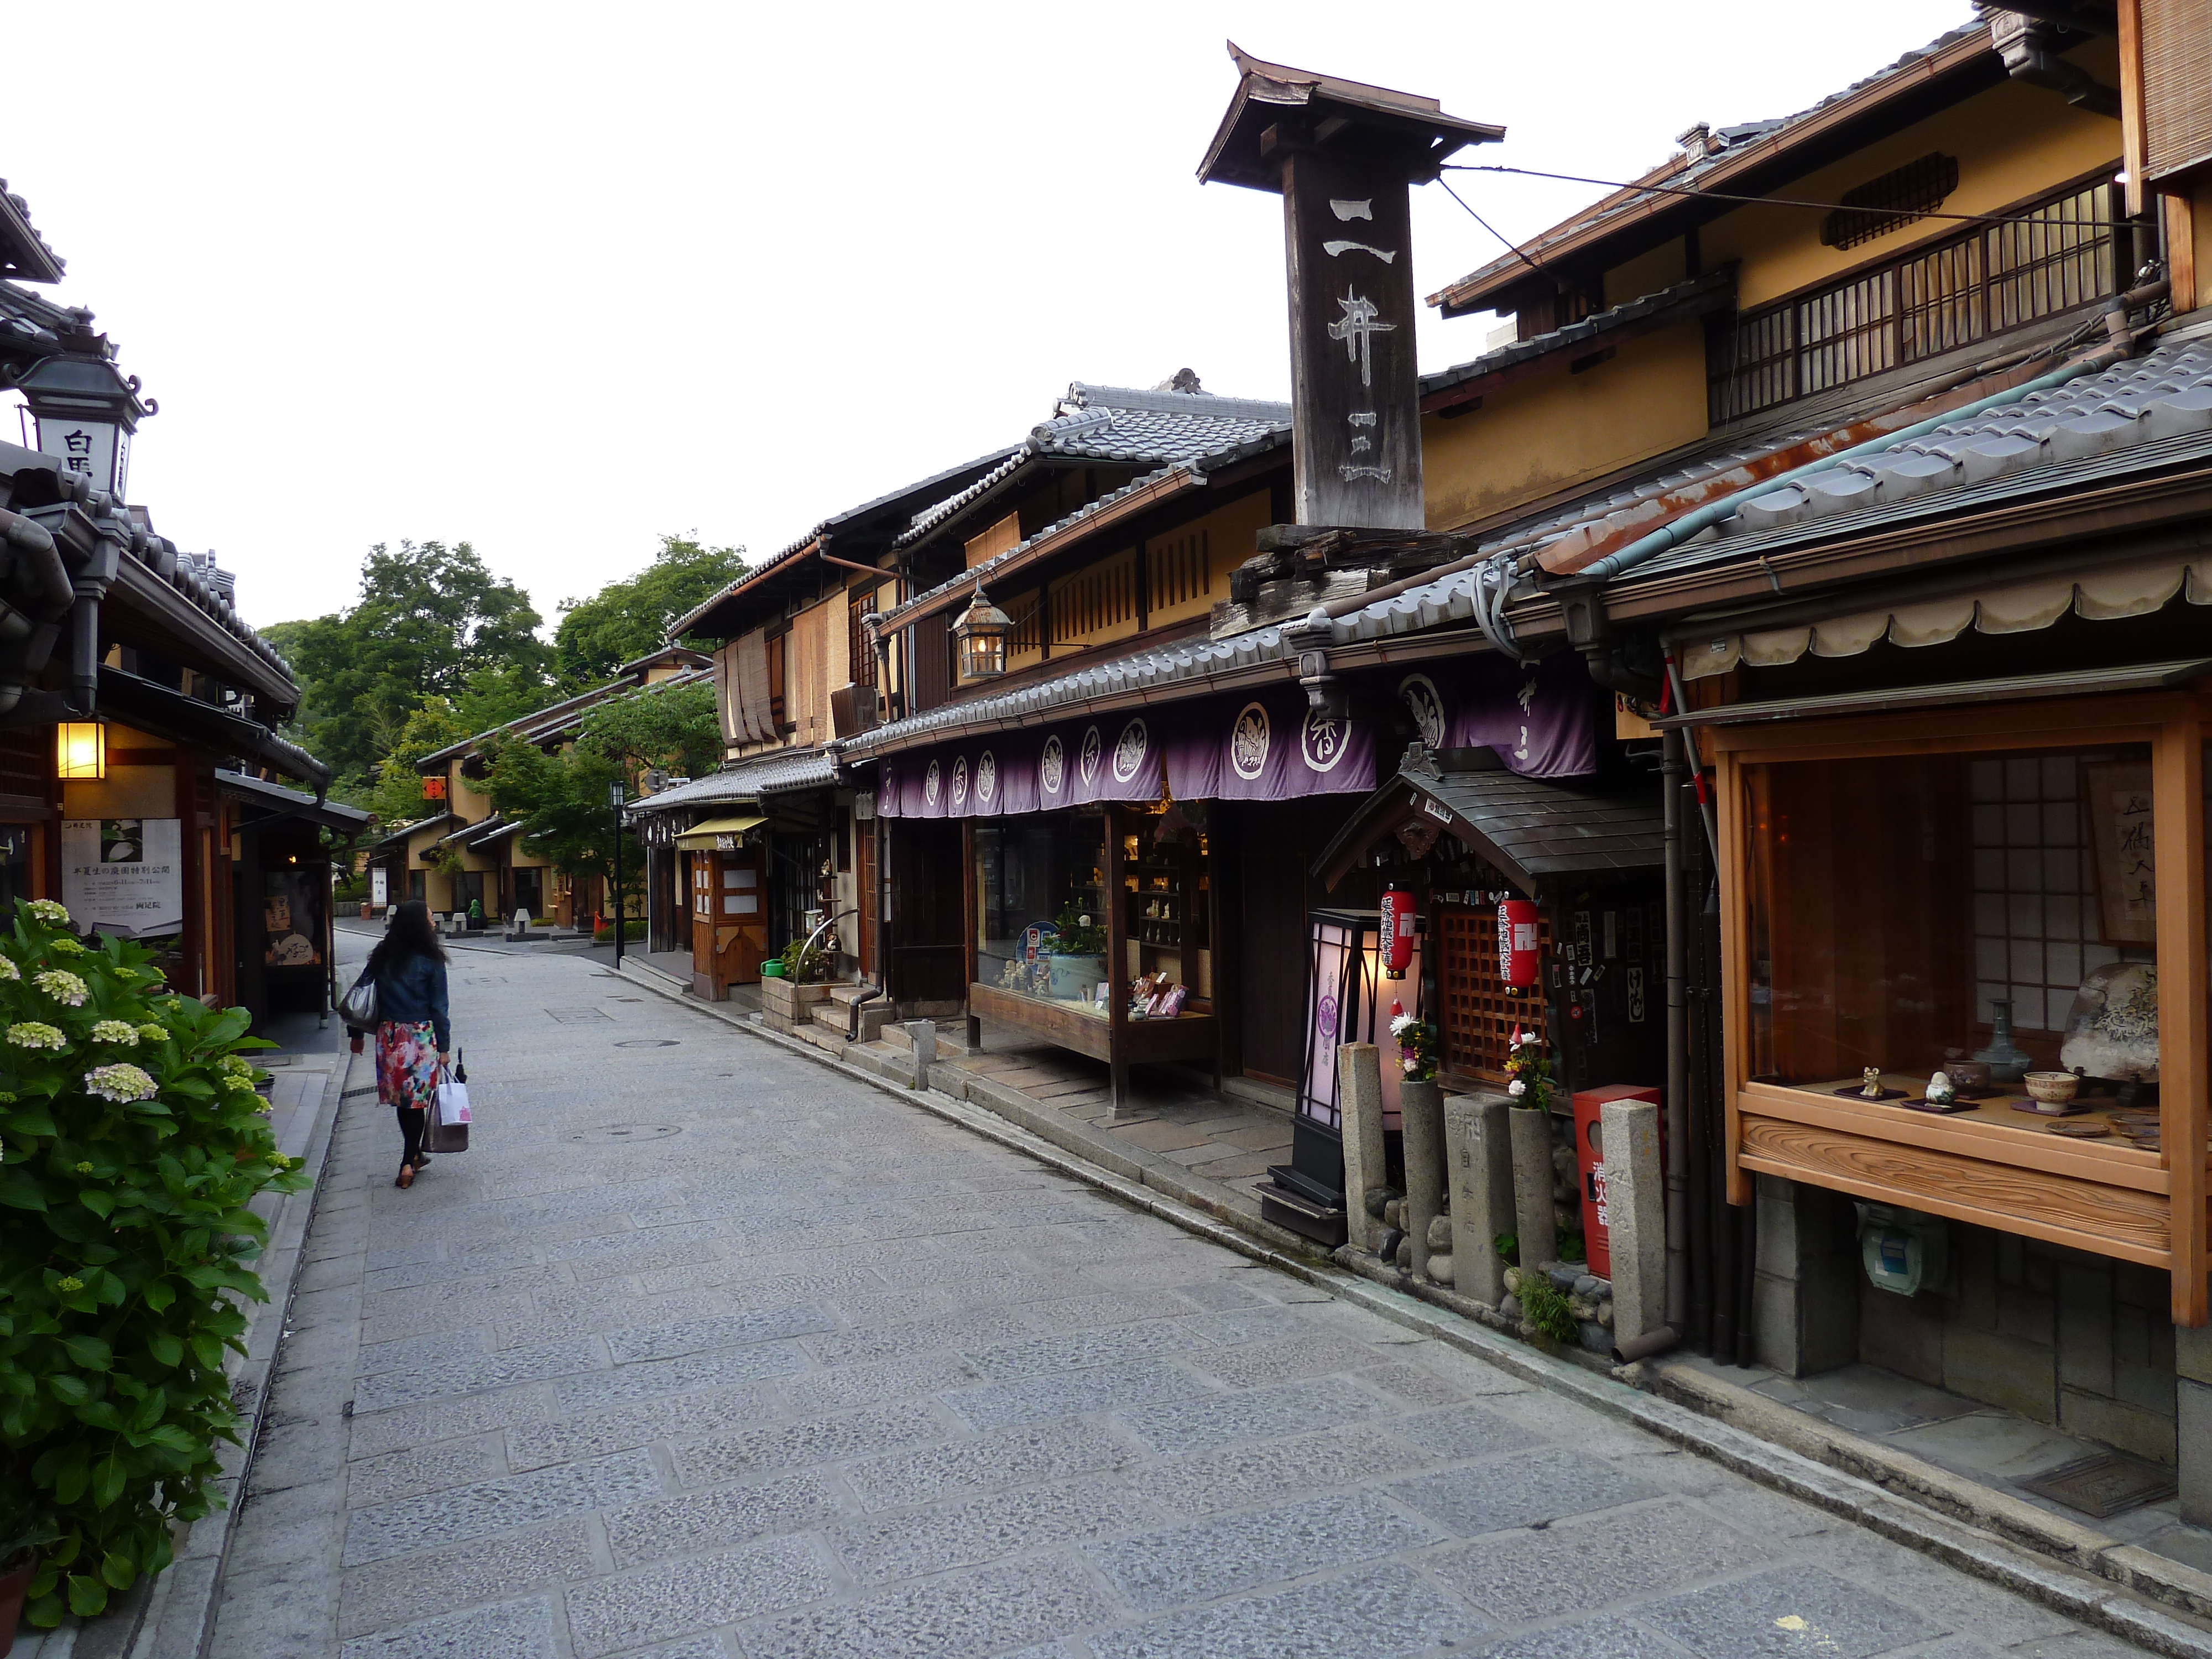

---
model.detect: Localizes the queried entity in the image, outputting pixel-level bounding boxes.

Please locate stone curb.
[612,962,2212,1657]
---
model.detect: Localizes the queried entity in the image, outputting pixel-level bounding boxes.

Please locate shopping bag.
[338,968,378,1032]
[429,1052,471,1153]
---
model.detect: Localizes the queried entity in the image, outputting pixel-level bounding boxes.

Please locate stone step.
[812,997,891,1044]
[826,982,880,1006]
[879,1019,974,1057]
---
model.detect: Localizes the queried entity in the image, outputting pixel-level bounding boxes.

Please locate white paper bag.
[436,1073,471,1125]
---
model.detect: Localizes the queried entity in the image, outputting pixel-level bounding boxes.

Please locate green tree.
[553,535,747,684]
[272,541,554,782]
[367,700,469,830]
[482,679,722,911]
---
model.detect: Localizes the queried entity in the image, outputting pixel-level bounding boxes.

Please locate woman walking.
[366,900,451,1188]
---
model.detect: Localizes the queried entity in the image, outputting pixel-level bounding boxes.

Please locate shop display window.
[1743,743,2165,1139]
[975,815,1110,1015]
[1121,804,1211,1010]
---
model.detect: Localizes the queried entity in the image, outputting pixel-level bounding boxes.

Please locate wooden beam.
[2166,190,2199,315]
[2117,0,2148,219]
[1107,806,1129,1115]
[2154,716,2209,1325]
[1717,749,1752,1205]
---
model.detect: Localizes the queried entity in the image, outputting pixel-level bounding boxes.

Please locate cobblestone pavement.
[206,942,2158,1659]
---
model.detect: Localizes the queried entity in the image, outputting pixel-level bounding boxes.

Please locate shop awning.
[1676,556,2212,681]
[1313,756,1665,895]
[1656,658,2212,729]
[216,769,373,836]
[675,813,765,851]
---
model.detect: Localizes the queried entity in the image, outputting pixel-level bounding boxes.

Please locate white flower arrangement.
[85,1062,159,1103]
[90,1020,139,1045]
[1508,1078,1527,1098]
[1401,1056,1420,1074]
[1389,1012,1418,1038]
[7,1021,66,1050]
[27,899,70,927]
[34,969,89,1006]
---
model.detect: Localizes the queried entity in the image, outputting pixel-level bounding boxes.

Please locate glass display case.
[975,814,1109,1015]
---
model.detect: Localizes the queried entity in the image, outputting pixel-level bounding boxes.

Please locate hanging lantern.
[1379,886,1416,979]
[1498,897,1541,988]
[953,585,1014,681]
[56,722,106,781]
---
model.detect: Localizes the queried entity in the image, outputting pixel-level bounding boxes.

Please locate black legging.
[395,1103,426,1167]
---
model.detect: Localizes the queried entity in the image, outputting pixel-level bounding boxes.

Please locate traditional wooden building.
[0,181,362,1028]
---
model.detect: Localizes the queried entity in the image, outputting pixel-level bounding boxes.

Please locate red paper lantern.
[1496,898,1541,988]
[1379,887,1416,979]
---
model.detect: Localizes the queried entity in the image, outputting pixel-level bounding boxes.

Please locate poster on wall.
[262,872,324,971]
[371,867,388,909]
[2084,761,2157,945]
[61,818,184,938]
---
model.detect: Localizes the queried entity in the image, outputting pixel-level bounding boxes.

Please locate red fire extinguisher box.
[1572,1083,1661,1281]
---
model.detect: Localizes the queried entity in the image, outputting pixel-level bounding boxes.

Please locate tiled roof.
[891,382,1291,552]
[1420,272,1734,401]
[1621,325,2212,586]
[1431,22,1987,313]
[625,746,838,816]
[0,182,65,283]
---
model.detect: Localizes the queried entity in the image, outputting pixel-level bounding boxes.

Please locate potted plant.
[1041,904,1107,1001]
[0,1494,58,1656]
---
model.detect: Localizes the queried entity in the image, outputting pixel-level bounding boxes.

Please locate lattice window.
[1049,551,1137,646]
[1147,529,1211,617]
[1821,153,1960,250]
[1437,902,1549,1083]
[1711,176,2117,424]
[848,586,879,689]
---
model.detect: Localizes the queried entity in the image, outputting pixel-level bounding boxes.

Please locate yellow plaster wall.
[1700,55,2124,310]
[1421,319,1712,532]
[1145,489,1274,628]
[1048,549,1141,651]
[1603,237,1690,309]
[450,771,492,824]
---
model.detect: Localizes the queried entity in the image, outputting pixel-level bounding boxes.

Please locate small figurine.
[1926,1070,1956,1105]
[1860,1066,1885,1099]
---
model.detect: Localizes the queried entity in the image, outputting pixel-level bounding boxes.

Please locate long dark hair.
[367,898,447,978]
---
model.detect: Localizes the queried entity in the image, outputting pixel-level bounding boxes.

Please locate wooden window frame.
[1709,690,2209,1324]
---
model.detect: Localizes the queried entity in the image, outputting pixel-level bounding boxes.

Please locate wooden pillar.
[2155,716,2208,1327]
[1716,748,1753,1206]
[1106,804,1129,1114]
[961,817,980,1051]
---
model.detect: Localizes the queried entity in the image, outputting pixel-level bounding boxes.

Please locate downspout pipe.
[1572,293,2166,589]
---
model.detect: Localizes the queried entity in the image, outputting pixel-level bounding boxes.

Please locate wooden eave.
[103,557,298,713]
[1431,27,2003,317]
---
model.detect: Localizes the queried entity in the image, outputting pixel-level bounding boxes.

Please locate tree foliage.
[367,700,469,831]
[0,901,305,1623]
[482,679,721,909]
[275,540,554,784]
[552,535,747,684]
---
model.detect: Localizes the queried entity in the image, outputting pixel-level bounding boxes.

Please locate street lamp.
[608,780,626,967]
[953,585,1013,681]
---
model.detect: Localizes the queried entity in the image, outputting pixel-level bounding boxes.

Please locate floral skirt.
[375,1019,440,1112]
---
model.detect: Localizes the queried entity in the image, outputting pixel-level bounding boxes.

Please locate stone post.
[1337,1044,1387,1253]
[1601,1096,1667,1343]
[2179,1321,2212,1526]
[1508,1106,1557,1275]
[1400,1078,1444,1279]
[901,1020,937,1092]
[1445,1092,1515,1306]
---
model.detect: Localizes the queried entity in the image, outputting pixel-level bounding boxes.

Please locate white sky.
[3,0,1974,636]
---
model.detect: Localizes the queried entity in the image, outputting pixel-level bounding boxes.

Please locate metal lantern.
[953,586,1013,680]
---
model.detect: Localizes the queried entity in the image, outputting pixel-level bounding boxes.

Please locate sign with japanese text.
[1283,149,1423,529]
[34,418,129,500]
[61,818,182,938]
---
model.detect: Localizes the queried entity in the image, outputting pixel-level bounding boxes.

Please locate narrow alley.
[207,942,2153,1659]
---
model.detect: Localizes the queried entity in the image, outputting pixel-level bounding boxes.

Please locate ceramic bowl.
[2024,1070,2079,1105]
[1949,1061,1991,1091]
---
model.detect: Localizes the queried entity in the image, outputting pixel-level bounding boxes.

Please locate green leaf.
[52,1452,88,1504]
[189,1332,224,1370]
[92,1454,126,1510]
[74,1400,126,1431]
[142,1279,175,1312]
[132,1387,165,1433]
[99,1550,135,1590]
[59,1334,112,1369]
[148,1331,183,1368]
[47,1373,90,1406]
[141,1423,199,1455]
[6,1104,56,1135]
[0,1168,46,1210]
[67,1572,108,1618]
[78,1190,113,1219]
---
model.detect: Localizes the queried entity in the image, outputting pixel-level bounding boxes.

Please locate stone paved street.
[206,941,2161,1659]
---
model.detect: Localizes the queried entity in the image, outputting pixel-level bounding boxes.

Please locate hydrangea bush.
[0,899,305,1624]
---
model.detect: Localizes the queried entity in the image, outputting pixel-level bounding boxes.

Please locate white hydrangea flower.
[7,1021,66,1051]
[90,1021,139,1045]
[45,936,85,956]
[135,1023,170,1045]
[223,1073,259,1093]
[85,1062,159,1103]
[220,1055,254,1078]
[34,969,88,1007]
[27,900,70,927]
[0,957,18,981]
